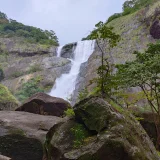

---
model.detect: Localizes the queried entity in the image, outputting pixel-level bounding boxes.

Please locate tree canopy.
[0,11,59,46]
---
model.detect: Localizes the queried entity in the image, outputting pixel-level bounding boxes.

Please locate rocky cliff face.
[61,42,77,59]
[72,1,160,105]
[0,37,72,99]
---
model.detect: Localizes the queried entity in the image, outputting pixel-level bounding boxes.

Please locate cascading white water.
[57,46,63,57]
[49,40,95,101]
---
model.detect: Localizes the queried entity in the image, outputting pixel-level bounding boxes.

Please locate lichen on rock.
[44,97,160,160]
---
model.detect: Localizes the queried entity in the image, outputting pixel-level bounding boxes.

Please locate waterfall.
[57,46,63,57]
[49,40,95,101]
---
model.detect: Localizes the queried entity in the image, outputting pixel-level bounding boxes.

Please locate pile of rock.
[0,94,159,160]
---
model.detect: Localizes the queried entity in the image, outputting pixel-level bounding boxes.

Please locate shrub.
[107,13,122,23]
[78,88,89,101]
[64,108,75,117]
[0,12,59,46]
[16,77,44,102]
[71,124,88,148]
[0,84,18,103]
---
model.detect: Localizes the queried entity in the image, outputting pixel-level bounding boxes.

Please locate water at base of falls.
[49,40,95,101]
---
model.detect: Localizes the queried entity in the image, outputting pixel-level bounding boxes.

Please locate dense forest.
[0,11,59,46]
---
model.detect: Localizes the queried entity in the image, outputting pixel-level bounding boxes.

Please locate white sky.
[0,0,125,45]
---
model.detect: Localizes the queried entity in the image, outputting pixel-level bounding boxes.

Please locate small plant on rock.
[71,124,88,148]
[64,108,75,117]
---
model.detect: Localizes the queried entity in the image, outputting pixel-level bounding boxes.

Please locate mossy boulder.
[45,97,160,160]
[0,111,63,160]
[0,84,18,110]
[44,119,92,160]
[74,97,116,132]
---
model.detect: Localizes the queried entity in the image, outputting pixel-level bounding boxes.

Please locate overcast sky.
[0,0,125,45]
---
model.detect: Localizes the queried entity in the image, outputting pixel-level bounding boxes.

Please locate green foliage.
[116,43,160,115]
[84,0,158,28]
[135,117,144,121]
[0,84,18,103]
[0,12,7,19]
[86,21,120,97]
[71,124,88,148]
[0,12,59,46]
[78,88,89,101]
[107,13,122,23]
[64,108,75,117]
[90,58,118,97]
[16,77,44,102]
[87,21,120,48]
[122,0,156,16]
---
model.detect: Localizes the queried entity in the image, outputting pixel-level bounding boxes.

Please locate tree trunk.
[96,40,105,98]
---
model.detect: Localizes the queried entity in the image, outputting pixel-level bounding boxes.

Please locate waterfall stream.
[49,40,95,101]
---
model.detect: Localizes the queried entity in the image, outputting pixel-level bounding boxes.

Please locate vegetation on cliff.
[15,77,44,103]
[107,0,159,23]
[0,11,59,46]
[0,84,18,104]
[81,0,160,150]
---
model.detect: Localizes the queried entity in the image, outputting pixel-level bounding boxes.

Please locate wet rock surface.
[61,42,77,59]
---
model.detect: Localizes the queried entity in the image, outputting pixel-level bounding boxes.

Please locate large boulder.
[0,111,63,160]
[15,93,71,117]
[44,97,160,160]
[0,84,18,111]
[74,97,116,132]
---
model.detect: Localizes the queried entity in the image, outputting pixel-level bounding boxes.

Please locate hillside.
[73,0,160,103]
[0,11,59,46]
[0,11,72,103]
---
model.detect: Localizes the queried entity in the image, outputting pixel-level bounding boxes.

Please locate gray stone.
[44,97,160,160]
[61,42,77,59]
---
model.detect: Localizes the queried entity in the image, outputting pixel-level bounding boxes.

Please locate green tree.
[87,21,120,97]
[116,43,160,149]
[16,77,44,102]
[0,13,59,46]
[0,11,7,19]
